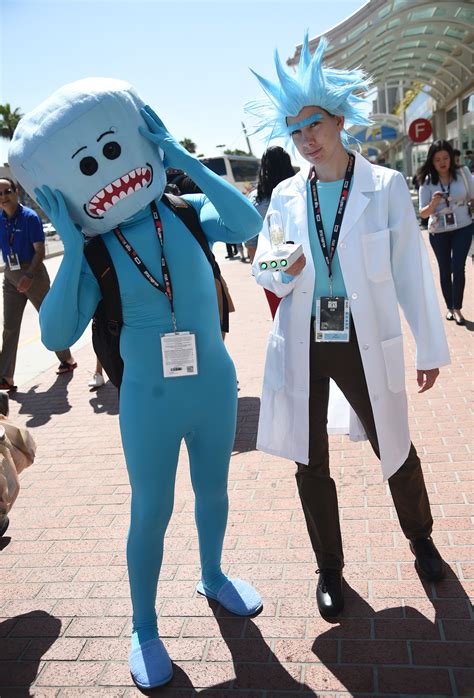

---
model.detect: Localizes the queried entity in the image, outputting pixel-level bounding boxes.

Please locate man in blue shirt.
[0,177,76,390]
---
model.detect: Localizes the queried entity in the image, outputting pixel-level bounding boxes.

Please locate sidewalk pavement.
[0,243,472,697]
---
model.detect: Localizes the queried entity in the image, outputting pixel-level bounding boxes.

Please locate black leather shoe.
[316,569,344,618]
[0,515,9,537]
[410,537,446,582]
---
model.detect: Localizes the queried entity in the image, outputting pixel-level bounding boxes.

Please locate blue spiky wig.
[245,32,372,148]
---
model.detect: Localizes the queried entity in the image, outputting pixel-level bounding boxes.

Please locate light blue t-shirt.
[307,179,348,315]
[281,178,351,314]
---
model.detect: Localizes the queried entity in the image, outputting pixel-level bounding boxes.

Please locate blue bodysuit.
[8,81,263,689]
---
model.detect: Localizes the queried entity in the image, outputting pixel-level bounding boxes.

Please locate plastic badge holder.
[259,210,303,272]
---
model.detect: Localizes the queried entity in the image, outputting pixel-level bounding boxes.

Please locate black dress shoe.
[316,569,344,618]
[409,537,446,582]
[0,515,9,537]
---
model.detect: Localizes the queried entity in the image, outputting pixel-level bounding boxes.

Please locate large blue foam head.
[245,33,372,148]
[8,78,166,235]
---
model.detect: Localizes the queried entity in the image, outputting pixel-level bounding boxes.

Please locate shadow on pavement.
[153,601,318,697]
[137,566,472,696]
[9,372,74,427]
[233,397,260,454]
[311,566,473,697]
[0,610,62,696]
[88,380,119,415]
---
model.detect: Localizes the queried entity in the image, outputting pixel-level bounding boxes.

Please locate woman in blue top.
[419,140,474,326]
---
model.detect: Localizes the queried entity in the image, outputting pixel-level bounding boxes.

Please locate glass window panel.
[229,159,260,183]
[200,158,226,176]
[455,8,474,23]
[345,22,367,41]
[435,41,453,53]
[399,41,427,50]
[445,27,466,41]
[393,52,415,61]
[346,39,367,57]
[462,95,474,115]
[409,8,435,21]
[446,105,458,124]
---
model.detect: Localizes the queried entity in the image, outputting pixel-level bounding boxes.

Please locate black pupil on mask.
[80,156,98,176]
[103,141,121,160]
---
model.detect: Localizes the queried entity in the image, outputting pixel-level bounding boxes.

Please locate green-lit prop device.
[258,210,303,272]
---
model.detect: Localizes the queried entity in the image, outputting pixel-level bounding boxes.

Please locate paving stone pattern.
[0,246,472,697]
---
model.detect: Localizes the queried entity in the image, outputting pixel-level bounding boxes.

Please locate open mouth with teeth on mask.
[84,164,154,219]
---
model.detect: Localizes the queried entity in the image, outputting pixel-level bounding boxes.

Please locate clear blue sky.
[0,0,365,165]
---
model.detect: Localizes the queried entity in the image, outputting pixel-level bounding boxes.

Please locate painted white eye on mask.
[8,78,166,236]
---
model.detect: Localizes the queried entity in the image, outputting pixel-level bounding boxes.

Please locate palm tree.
[179,137,197,154]
[0,104,23,140]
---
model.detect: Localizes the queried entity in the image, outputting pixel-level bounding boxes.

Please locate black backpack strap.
[160,194,231,333]
[161,193,221,279]
[84,236,123,334]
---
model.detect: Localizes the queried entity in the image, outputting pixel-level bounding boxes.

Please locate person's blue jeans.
[429,222,473,310]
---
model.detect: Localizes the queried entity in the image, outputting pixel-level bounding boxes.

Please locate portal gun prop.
[258,211,303,272]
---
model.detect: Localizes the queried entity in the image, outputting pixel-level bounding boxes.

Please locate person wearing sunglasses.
[0,177,76,391]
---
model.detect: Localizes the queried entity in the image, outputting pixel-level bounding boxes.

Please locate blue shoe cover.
[129,638,173,689]
[196,577,262,615]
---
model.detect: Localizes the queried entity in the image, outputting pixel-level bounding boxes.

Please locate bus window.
[229,158,260,182]
[200,157,227,176]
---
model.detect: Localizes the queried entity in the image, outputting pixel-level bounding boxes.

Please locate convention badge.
[443,211,457,228]
[7,253,21,271]
[160,331,198,378]
[314,296,350,342]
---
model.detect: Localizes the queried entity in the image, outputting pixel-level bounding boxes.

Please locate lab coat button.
[373,394,379,401]
[351,292,358,300]
[363,344,369,350]
[339,242,346,249]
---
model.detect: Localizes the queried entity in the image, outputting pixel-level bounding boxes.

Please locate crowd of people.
[0,32,472,690]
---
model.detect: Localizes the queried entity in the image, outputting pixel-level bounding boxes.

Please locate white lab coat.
[253,152,450,480]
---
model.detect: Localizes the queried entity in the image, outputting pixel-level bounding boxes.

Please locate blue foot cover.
[129,638,173,689]
[197,578,262,615]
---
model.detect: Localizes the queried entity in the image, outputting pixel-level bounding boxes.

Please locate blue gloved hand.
[139,105,192,171]
[35,186,84,253]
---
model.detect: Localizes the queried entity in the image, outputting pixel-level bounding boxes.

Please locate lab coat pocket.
[381,335,405,393]
[264,332,286,391]
[362,228,392,283]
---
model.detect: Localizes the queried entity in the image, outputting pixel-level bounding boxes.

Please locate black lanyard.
[308,153,355,294]
[439,178,451,207]
[3,206,21,251]
[114,201,177,330]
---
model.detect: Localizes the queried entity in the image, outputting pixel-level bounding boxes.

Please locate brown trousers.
[296,321,433,570]
[0,263,71,379]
